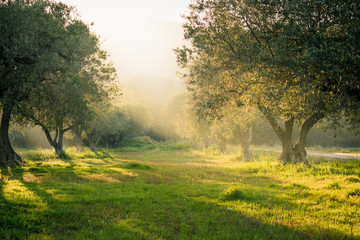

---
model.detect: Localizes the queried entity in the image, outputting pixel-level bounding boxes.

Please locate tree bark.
[279,118,295,164]
[43,126,71,157]
[258,103,323,164]
[235,125,253,159]
[0,104,24,168]
[291,112,324,164]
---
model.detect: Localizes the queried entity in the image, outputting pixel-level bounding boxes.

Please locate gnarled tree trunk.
[0,104,24,168]
[291,113,324,164]
[258,104,323,164]
[42,126,71,157]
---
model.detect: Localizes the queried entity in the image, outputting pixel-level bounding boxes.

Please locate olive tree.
[176,0,360,164]
[0,0,117,165]
[22,48,117,156]
[0,0,67,166]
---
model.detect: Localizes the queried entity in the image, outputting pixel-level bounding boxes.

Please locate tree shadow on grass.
[0,158,358,240]
[0,167,47,239]
[0,161,148,239]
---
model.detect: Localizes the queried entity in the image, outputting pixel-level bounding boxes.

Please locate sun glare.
[60,0,189,81]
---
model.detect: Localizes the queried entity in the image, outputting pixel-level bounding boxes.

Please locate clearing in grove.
[0,142,359,239]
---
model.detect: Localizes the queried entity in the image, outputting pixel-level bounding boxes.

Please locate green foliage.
[176,0,360,163]
[80,104,153,150]
[0,0,118,163]
[65,148,114,160]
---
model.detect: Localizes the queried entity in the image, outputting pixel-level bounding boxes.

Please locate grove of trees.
[0,0,118,167]
[176,0,360,164]
[1,0,359,168]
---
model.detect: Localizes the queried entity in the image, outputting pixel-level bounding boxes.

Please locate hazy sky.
[60,0,191,82]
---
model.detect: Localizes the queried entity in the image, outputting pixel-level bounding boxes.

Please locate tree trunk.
[292,112,324,164]
[258,104,323,164]
[88,134,102,152]
[217,137,227,154]
[75,132,85,152]
[55,130,64,156]
[279,118,296,164]
[43,126,70,157]
[235,125,253,159]
[0,105,24,168]
[86,137,98,152]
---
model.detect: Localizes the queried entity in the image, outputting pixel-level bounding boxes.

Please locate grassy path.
[0,147,359,239]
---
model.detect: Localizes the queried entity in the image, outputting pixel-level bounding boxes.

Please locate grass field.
[1,143,360,239]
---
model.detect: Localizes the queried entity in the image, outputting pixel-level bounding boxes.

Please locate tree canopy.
[176,0,360,164]
[0,0,118,166]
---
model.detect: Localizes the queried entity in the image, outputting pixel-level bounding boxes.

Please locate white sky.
[60,0,190,82]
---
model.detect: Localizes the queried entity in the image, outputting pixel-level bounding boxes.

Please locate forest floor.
[0,143,359,239]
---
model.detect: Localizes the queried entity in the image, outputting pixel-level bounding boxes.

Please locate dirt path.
[254,148,360,160]
[308,151,360,160]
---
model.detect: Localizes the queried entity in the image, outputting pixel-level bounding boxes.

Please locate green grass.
[1,145,360,239]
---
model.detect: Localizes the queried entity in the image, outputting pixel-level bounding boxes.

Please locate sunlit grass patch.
[80,173,136,184]
[1,178,47,208]
[2,145,360,239]
[345,176,360,183]
[17,147,115,163]
[22,172,44,183]
[64,147,114,160]
[327,181,342,190]
[18,148,56,161]
[347,189,360,197]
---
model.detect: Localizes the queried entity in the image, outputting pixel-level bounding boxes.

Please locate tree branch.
[257,103,285,142]
[42,127,56,148]
[296,112,324,147]
[57,52,69,60]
